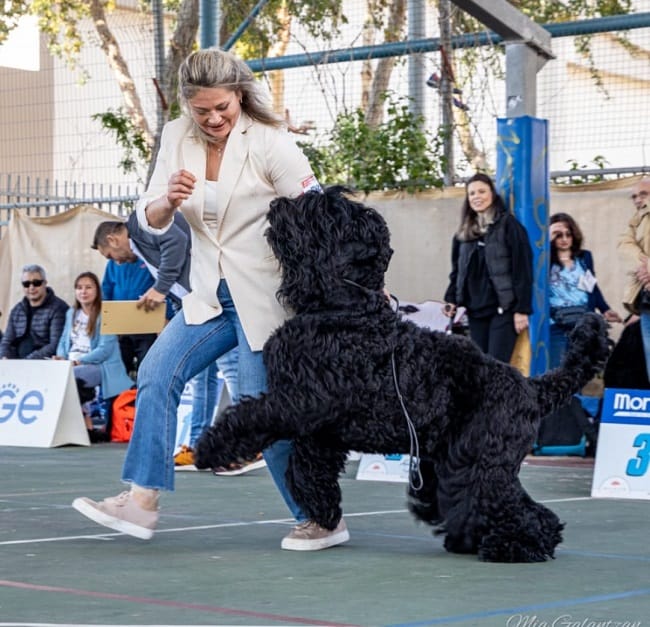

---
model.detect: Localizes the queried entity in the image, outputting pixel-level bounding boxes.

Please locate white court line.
[542,496,592,503]
[0,500,589,547]
[0,510,408,546]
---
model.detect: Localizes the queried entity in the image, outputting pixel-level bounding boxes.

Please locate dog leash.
[342,278,423,491]
[388,293,423,492]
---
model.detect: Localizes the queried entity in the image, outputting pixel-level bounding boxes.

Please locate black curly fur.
[195,186,609,563]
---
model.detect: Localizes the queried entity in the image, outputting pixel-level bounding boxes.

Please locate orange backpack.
[111,388,137,442]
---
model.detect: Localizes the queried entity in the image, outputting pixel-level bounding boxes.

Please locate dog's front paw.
[194,427,228,470]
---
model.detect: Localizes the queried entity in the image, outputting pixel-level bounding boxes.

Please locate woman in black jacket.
[443,173,533,363]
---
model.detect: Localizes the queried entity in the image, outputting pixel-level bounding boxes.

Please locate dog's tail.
[529,313,609,416]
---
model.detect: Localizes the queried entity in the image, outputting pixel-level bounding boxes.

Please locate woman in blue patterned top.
[548,212,622,367]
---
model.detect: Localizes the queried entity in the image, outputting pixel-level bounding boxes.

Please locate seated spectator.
[548,213,622,367]
[0,264,68,360]
[54,271,134,442]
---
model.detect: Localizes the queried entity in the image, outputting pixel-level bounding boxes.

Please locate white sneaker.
[72,491,158,540]
[212,453,267,476]
[281,518,350,551]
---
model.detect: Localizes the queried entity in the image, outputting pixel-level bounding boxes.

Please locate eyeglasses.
[631,191,648,200]
[554,232,572,239]
[22,279,45,288]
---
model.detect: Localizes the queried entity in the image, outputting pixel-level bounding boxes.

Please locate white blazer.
[136,114,318,350]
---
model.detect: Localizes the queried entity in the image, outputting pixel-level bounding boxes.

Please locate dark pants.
[467,310,517,363]
[118,333,158,376]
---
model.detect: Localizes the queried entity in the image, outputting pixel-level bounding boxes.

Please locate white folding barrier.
[0,359,90,447]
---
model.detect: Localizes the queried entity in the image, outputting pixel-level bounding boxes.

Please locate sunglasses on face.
[22,279,45,288]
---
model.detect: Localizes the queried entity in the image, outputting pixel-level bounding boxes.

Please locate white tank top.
[203,180,225,277]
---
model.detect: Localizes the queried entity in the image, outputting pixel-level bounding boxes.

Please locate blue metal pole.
[246,12,650,72]
[496,116,550,376]
[200,0,217,49]
[223,0,271,51]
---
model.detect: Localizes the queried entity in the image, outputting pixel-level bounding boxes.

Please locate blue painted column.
[200,0,218,49]
[496,116,550,376]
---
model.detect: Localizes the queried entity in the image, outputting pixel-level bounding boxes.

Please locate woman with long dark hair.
[443,173,533,363]
[54,272,133,439]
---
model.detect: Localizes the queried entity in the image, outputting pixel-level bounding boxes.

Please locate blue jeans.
[549,324,569,370]
[640,310,650,381]
[187,362,218,447]
[188,349,239,447]
[122,280,305,522]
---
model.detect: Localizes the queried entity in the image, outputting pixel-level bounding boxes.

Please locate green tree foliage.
[302,93,445,193]
[0,0,90,70]
[0,0,639,191]
[91,108,151,178]
[221,0,346,57]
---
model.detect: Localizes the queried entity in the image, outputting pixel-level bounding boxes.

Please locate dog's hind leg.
[287,436,348,531]
[439,461,563,562]
[476,477,564,563]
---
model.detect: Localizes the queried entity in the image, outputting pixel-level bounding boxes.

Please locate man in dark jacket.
[0,264,68,359]
[93,212,191,313]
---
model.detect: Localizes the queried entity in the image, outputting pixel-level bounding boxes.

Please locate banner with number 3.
[591,388,650,500]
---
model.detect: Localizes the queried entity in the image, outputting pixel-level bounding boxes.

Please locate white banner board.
[591,388,650,500]
[0,359,90,447]
[356,453,411,483]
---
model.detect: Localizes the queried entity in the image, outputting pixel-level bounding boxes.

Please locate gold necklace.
[210,140,227,155]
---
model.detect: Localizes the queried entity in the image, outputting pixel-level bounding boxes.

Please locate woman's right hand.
[166,169,197,209]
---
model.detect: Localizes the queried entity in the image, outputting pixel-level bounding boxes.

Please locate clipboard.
[100,300,166,335]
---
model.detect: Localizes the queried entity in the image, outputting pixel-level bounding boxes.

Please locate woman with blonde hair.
[71,48,349,551]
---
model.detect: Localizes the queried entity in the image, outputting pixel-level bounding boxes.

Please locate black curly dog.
[196,187,609,563]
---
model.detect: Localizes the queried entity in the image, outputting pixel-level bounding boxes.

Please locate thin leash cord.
[388,293,423,492]
[341,278,423,491]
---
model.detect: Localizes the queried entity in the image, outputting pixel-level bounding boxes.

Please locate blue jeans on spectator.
[122,280,306,522]
[640,309,650,381]
[188,349,239,447]
[549,323,569,370]
[188,362,218,448]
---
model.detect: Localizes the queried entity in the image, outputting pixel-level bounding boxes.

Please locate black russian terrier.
[196,187,608,562]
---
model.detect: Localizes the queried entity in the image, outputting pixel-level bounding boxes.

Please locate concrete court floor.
[0,444,648,627]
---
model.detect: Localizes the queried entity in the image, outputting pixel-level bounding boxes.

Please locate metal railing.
[1,166,648,238]
[0,174,140,222]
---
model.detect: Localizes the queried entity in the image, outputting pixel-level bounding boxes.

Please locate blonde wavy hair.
[178,48,284,144]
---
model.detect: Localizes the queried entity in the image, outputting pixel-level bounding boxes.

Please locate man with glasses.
[0,264,68,359]
[619,178,650,382]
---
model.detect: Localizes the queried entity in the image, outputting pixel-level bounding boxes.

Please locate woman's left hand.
[513,312,529,334]
[603,309,623,324]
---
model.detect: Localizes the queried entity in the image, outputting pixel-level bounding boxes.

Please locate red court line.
[0,579,360,627]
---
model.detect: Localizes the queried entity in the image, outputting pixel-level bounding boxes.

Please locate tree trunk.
[365,0,406,128]
[146,0,198,184]
[360,0,379,112]
[88,0,153,149]
[164,0,200,117]
[454,107,487,171]
[268,2,292,116]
